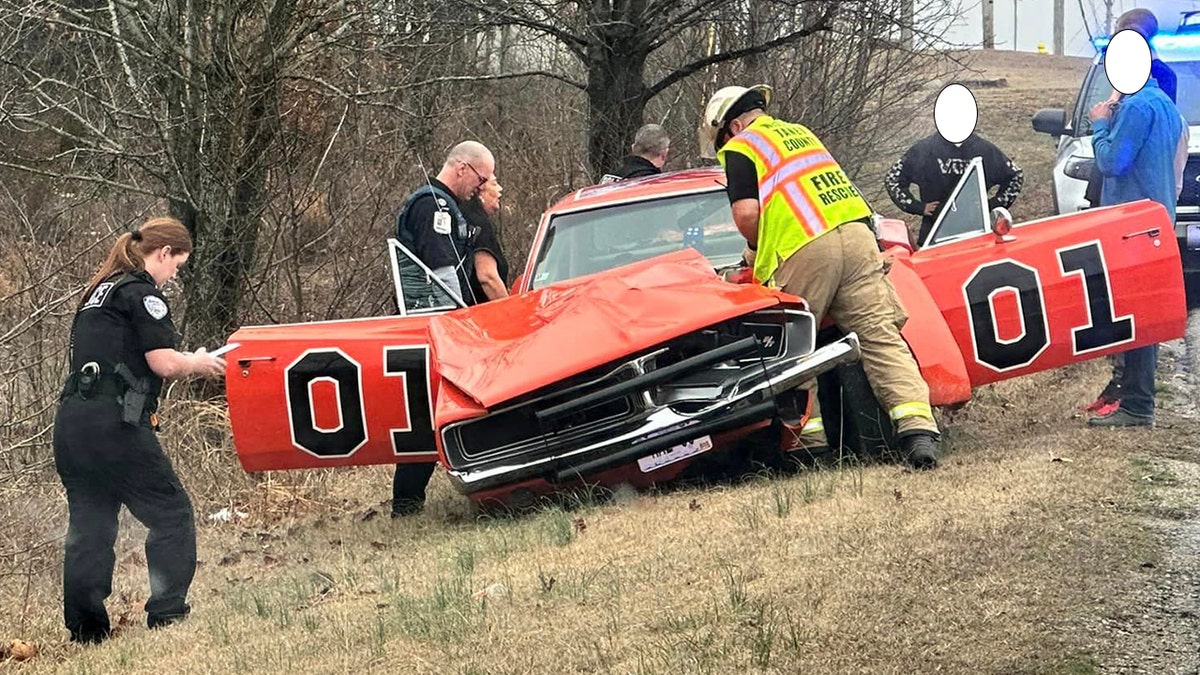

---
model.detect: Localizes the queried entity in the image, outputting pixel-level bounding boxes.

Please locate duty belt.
[60,362,158,427]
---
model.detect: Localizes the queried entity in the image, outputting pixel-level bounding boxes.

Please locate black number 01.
[964,242,1133,373]
[285,346,434,458]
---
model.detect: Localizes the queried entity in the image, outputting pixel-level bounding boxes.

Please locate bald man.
[392,140,496,516]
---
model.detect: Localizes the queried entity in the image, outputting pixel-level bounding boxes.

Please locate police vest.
[718,116,872,284]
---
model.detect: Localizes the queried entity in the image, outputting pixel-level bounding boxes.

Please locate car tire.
[816,362,900,462]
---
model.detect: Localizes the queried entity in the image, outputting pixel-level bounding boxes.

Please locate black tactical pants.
[392,462,436,516]
[53,395,196,643]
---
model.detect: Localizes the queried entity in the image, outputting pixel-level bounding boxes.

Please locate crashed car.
[225,160,1187,506]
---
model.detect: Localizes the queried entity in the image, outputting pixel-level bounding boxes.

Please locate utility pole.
[1013,0,1018,49]
[1054,0,1064,54]
[983,0,995,48]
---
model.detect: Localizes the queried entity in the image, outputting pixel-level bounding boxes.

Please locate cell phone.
[209,343,241,358]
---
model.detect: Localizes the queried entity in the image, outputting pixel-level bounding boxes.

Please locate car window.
[924,158,988,248]
[530,191,746,289]
[388,239,465,316]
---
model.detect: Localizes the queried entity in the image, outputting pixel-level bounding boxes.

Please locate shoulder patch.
[143,295,169,320]
[82,282,116,310]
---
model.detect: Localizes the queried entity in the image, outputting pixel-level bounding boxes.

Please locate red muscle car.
[224,158,1186,507]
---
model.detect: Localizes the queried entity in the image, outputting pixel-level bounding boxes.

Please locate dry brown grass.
[0,360,1185,674]
[3,51,1192,674]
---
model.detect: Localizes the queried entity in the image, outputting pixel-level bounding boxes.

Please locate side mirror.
[1032,108,1067,137]
[991,207,1014,243]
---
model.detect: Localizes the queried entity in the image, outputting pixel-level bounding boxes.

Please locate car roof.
[545,167,727,215]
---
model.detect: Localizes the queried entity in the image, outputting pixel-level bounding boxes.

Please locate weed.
[772,483,794,518]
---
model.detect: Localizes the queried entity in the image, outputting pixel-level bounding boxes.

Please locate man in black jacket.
[885,132,1023,246]
[607,124,670,180]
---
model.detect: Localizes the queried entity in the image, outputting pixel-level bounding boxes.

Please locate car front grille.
[440,309,808,478]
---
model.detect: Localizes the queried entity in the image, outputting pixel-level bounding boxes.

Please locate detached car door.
[910,158,1186,388]
[225,240,465,472]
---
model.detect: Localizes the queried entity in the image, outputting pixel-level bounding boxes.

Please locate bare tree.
[453,0,960,178]
[0,0,443,350]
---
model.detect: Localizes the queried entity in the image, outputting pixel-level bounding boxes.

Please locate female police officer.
[55,217,225,643]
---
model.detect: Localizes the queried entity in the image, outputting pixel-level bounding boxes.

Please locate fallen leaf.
[218,552,242,566]
[893,488,902,503]
[262,554,279,566]
[8,640,37,661]
[361,509,380,523]
[369,541,387,551]
[689,499,702,511]
[572,518,587,533]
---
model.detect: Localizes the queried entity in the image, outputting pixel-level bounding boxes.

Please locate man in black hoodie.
[607,124,670,180]
[885,132,1023,246]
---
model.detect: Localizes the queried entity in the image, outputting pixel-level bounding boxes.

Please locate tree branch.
[647,14,835,97]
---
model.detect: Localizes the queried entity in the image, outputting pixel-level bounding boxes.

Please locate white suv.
[1032,39,1200,306]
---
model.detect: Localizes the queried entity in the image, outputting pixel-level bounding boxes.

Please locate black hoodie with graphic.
[885,132,1023,244]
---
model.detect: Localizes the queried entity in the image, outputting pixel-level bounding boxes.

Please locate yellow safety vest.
[717,116,872,284]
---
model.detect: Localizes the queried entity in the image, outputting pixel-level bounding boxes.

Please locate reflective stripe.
[889,402,934,421]
[738,130,782,166]
[801,416,824,434]
[761,150,835,196]
[782,183,822,239]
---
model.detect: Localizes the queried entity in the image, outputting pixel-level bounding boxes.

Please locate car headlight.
[1063,155,1095,181]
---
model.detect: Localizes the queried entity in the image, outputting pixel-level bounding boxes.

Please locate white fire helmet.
[697,84,772,159]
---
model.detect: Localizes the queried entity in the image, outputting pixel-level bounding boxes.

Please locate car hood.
[428,249,788,408]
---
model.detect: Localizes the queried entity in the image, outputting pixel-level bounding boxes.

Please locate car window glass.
[388,239,464,315]
[925,160,987,247]
[530,191,745,289]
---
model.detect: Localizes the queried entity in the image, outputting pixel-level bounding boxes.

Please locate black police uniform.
[392,180,478,517]
[54,270,196,642]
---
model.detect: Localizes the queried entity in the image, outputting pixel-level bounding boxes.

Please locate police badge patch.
[143,295,169,320]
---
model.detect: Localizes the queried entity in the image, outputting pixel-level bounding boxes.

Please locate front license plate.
[637,435,714,473]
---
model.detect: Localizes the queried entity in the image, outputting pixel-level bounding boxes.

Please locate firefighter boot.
[899,430,939,470]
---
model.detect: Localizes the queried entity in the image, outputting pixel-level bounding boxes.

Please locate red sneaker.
[1092,399,1121,417]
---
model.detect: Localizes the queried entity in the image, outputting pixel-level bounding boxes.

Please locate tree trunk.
[585,43,650,181]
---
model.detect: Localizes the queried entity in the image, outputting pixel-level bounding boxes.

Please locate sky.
[928,0,1200,55]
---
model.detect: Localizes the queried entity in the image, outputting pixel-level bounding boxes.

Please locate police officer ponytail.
[83,217,191,303]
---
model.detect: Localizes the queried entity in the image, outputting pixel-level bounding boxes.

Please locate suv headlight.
[1063,154,1095,181]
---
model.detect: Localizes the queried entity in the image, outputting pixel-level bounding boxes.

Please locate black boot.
[899,431,939,470]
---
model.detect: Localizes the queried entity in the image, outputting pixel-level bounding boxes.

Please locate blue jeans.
[1118,344,1158,417]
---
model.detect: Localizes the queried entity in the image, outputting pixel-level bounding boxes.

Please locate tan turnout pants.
[773,221,938,436]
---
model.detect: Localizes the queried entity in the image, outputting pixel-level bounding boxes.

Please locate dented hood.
[429,249,787,408]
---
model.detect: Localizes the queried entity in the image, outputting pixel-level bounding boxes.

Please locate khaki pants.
[773,222,938,436]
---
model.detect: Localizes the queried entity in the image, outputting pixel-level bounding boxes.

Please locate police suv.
[1032,33,1200,307]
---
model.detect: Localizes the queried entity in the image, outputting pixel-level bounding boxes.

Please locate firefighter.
[55,217,226,643]
[699,84,940,468]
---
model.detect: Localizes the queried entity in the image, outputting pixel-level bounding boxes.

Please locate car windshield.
[529,190,746,289]
[1080,58,1200,134]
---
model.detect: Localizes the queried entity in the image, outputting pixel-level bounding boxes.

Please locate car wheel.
[816,362,900,462]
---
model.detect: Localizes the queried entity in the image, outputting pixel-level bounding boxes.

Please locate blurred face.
[480,178,502,216]
[144,246,190,287]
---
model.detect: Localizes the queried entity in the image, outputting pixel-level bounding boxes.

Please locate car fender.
[886,249,973,406]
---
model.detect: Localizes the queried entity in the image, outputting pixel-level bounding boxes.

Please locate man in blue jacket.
[1087,27,1183,428]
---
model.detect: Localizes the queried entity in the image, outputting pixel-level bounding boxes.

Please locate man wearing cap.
[700,84,940,468]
